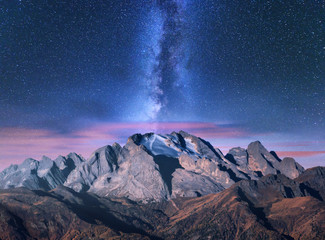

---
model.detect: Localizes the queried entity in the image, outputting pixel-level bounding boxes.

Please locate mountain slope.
[0,168,323,240]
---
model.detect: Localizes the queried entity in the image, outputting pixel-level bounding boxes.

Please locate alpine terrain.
[0,131,323,240]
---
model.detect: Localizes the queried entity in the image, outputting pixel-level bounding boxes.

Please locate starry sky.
[1,0,324,169]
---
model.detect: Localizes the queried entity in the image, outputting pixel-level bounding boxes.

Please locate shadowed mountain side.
[0,187,162,240]
[153,155,183,195]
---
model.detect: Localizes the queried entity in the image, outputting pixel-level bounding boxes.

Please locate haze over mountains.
[0,131,304,202]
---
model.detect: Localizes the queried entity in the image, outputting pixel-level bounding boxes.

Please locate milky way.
[1,1,325,169]
[144,0,187,120]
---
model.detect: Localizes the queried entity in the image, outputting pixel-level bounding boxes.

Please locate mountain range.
[0,131,304,202]
[0,131,323,239]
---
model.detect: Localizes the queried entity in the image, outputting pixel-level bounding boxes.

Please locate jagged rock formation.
[295,166,325,200]
[0,153,84,190]
[0,131,304,202]
[0,167,323,240]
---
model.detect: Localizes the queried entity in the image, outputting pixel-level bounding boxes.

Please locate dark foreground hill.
[0,167,324,240]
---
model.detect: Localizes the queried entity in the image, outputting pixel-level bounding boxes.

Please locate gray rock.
[0,153,84,191]
[247,141,279,176]
[64,144,121,192]
[178,130,221,159]
[171,168,225,198]
[237,173,315,205]
[37,156,66,189]
[89,139,169,202]
[295,166,325,200]
[278,157,304,179]
[226,147,248,166]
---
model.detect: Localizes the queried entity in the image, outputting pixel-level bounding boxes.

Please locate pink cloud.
[0,122,250,170]
[276,151,325,158]
[190,128,247,138]
[75,122,248,139]
[0,123,323,170]
[269,141,325,148]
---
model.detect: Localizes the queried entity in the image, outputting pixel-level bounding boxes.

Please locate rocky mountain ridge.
[0,131,304,202]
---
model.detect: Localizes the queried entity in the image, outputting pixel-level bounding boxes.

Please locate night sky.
[1,0,324,169]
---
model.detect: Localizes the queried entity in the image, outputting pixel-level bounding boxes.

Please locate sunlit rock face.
[0,131,304,202]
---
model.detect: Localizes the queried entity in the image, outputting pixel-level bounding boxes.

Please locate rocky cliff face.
[295,166,325,200]
[0,131,304,202]
[0,153,84,191]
